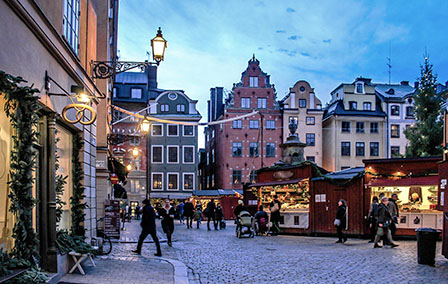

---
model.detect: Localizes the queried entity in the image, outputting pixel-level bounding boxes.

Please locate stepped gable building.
[280,80,324,166]
[205,55,282,189]
[322,77,387,172]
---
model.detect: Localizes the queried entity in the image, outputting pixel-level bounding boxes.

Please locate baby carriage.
[235,211,255,238]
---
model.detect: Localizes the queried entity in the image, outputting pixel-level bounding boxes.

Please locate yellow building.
[322,78,387,171]
[281,81,324,166]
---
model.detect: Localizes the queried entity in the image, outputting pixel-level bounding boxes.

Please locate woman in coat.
[215,203,224,230]
[335,199,347,243]
[159,199,176,246]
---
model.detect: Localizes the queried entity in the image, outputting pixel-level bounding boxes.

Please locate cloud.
[278,48,297,57]
[286,8,296,13]
[323,39,332,43]
[300,52,311,57]
[276,30,286,33]
[288,35,302,40]
[258,47,263,50]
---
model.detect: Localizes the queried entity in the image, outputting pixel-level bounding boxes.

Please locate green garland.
[0,71,40,263]
[70,133,87,237]
[55,230,96,255]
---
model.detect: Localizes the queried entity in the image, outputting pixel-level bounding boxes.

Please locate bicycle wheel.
[98,231,112,255]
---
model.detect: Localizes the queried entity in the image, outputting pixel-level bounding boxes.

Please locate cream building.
[322,78,387,171]
[281,81,324,166]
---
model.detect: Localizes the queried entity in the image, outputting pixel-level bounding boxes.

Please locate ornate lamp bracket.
[91,60,156,79]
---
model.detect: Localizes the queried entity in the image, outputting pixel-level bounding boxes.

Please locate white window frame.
[355,82,364,94]
[151,124,163,136]
[249,120,259,129]
[182,145,195,164]
[161,104,169,112]
[266,120,275,129]
[249,77,259,87]
[151,172,164,191]
[241,98,250,109]
[257,98,267,109]
[183,125,195,136]
[233,120,242,129]
[167,172,179,191]
[167,124,179,136]
[63,0,80,55]
[183,173,195,191]
[167,145,179,164]
[177,104,186,112]
[130,88,142,99]
[151,145,164,164]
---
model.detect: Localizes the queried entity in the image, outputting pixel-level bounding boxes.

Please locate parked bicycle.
[91,217,112,255]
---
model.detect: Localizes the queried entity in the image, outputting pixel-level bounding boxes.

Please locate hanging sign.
[110,173,119,184]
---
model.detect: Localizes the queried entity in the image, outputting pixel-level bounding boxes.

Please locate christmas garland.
[0,71,40,264]
[70,133,87,237]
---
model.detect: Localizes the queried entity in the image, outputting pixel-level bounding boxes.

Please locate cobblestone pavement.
[112,219,448,284]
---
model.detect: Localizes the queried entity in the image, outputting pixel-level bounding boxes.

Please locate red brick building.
[205,56,282,190]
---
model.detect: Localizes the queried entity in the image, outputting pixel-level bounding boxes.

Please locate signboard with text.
[104,199,120,239]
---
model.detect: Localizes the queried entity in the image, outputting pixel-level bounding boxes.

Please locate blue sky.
[118,0,448,145]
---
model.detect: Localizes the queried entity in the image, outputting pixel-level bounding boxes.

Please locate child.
[193,206,203,229]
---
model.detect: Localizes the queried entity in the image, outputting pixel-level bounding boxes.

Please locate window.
[183,125,194,136]
[249,142,259,157]
[241,98,250,109]
[249,77,259,87]
[130,180,141,193]
[183,146,194,163]
[306,156,315,162]
[63,0,80,54]
[341,142,351,156]
[183,173,194,190]
[232,142,242,157]
[232,170,242,184]
[211,174,215,187]
[168,173,179,190]
[306,117,315,125]
[370,142,379,156]
[406,106,414,117]
[176,104,186,112]
[342,121,350,133]
[152,146,163,163]
[168,125,178,136]
[249,120,259,129]
[131,88,142,99]
[113,87,117,98]
[168,146,179,163]
[206,152,209,165]
[233,120,242,129]
[391,124,400,138]
[356,122,365,133]
[370,122,379,133]
[356,142,365,156]
[161,104,169,112]
[391,146,400,157]
[257,98,267,109]
[152,173,163,190]
[129,136,140,146]
[249,171,257,184]
[152,124,163,136]
[299,99,307,108]
[212,149,215,163]
[391,105,400,116]
[363,102,372,111]
[306,133,315,146]
[266,143,275,157]
[266,120,275,129]
[349,101,357,110]
[356,83,364,93]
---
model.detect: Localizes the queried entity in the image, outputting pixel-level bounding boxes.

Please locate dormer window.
[391,105,400,116]
[249,77,258,87]
[355,83,364,93]
[386,88,395,95]
[349,101,357,110]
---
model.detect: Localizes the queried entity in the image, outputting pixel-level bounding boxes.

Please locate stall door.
[313,183,347,234]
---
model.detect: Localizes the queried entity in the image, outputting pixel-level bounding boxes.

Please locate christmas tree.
[404,55,443,157]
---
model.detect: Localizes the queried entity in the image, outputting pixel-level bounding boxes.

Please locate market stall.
[192,189,242,220]
[438,159,448,258]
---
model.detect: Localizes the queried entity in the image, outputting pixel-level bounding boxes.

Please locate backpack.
[259,217,267,229]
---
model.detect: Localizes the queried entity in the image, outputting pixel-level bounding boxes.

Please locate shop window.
[266,120,275,130]
[266,143,275,157]
[167,146,179,163]
[257,98,267,109]
[232,142,242,157]
[131,88,142,99]
[391,146,401,158]
[363,102,372,111]
[370,122,379,133]
[183,125,194,136]
[152,124,163,136]
[406,106,414,117]
[241,98,250,109]
[356,122,365,133]
[349,101,357,110]
[249,120,259,129]
[152,173,163,190]
[56,125,73,231]
[370,142,379,156]
[168,173,179,190]
[232,170,242,184]
[152,146,163,163]
[306,117,315,125]
[341,142,351,156]
[249,142,259,157]
[183,146,194,163]
[233,120,242,129]
[294,216,300,225]
[299,99,307,108]
[168,125,178,136]
[63,0,80,55]
[183,173,194,190]
[342,121,350,133]
[391,124,400,138]
[355,142,365,156]
[306,133,315,146]
[391,105,400,116]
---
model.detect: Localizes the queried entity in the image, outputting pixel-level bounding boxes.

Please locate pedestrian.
[159,199,175,247]
[183,199,194,229]
[193,204,203,229]
[269,195,281,236]
[233,199,245,218]
[135,205,141,220]
[254,205,268,235]
[388,193,399,240]
[177,200,185,224]
[373,196,399,248]
[132,199,162,256]
[215,203,224,230]
[205,198,217,230]
[127,205,132,222]
[334,199,347,243]
[367,196,379,243]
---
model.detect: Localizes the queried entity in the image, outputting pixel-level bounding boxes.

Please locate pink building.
[205,56,282,190]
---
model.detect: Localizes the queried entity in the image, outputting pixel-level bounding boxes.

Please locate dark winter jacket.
[141,204,157,232]
[159,206,176,234]
[183,202,194,217]
[205,201,216,218]
[335,205,347,228]
[215,207,224,221]
[388,199,399,218]
[233,204,246,217]
[270,200,281,221]
[377,204,393,225]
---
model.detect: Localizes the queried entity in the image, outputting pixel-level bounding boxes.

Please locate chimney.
[147,65,158,89]
[414,81,419,89]
[400,81,409,86]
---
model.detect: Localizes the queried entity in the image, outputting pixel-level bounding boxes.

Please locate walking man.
[183,199,194,229]
[132,199,162,256]
[205,198,217,230]
[388,193,399,240]
[269,195,281,235]
[373,197,399,248]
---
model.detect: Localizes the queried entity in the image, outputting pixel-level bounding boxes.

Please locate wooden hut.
[192,189,242,220]
[438,160,448,258]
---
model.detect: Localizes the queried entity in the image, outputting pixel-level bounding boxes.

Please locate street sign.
[110,173,119,184]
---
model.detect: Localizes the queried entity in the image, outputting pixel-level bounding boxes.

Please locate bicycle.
[91,217,112,255]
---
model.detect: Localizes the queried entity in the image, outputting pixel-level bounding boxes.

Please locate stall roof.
[248,178,304,188]
[150,192,192,199]
[192,189,243,197]
[312,167,365,181]
[367,175,439,187]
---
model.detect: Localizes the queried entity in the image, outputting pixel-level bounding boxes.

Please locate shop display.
[253,179,310,211]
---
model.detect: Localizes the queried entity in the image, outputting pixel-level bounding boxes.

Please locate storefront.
[192,190,242,220]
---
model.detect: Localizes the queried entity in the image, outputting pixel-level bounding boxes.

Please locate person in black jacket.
[269,195,282,236]
[183,199,194,229]
[159,199,176,246]
[215,203,224,230]
[132,199,162,256]
[335,199,347,243]
[205,199,217,230]
[233,199,245,218]
[373,197,399,248]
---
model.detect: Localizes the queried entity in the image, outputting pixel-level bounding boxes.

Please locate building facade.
[322,77,387,171]
[0,0,117,273]
[206,56,282,190]
[281,80,324,166]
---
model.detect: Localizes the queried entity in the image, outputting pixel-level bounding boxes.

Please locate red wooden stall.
[192,190,242,220]
[438,160,448,258]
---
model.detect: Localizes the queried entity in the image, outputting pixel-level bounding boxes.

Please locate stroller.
[235,211,255,238]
